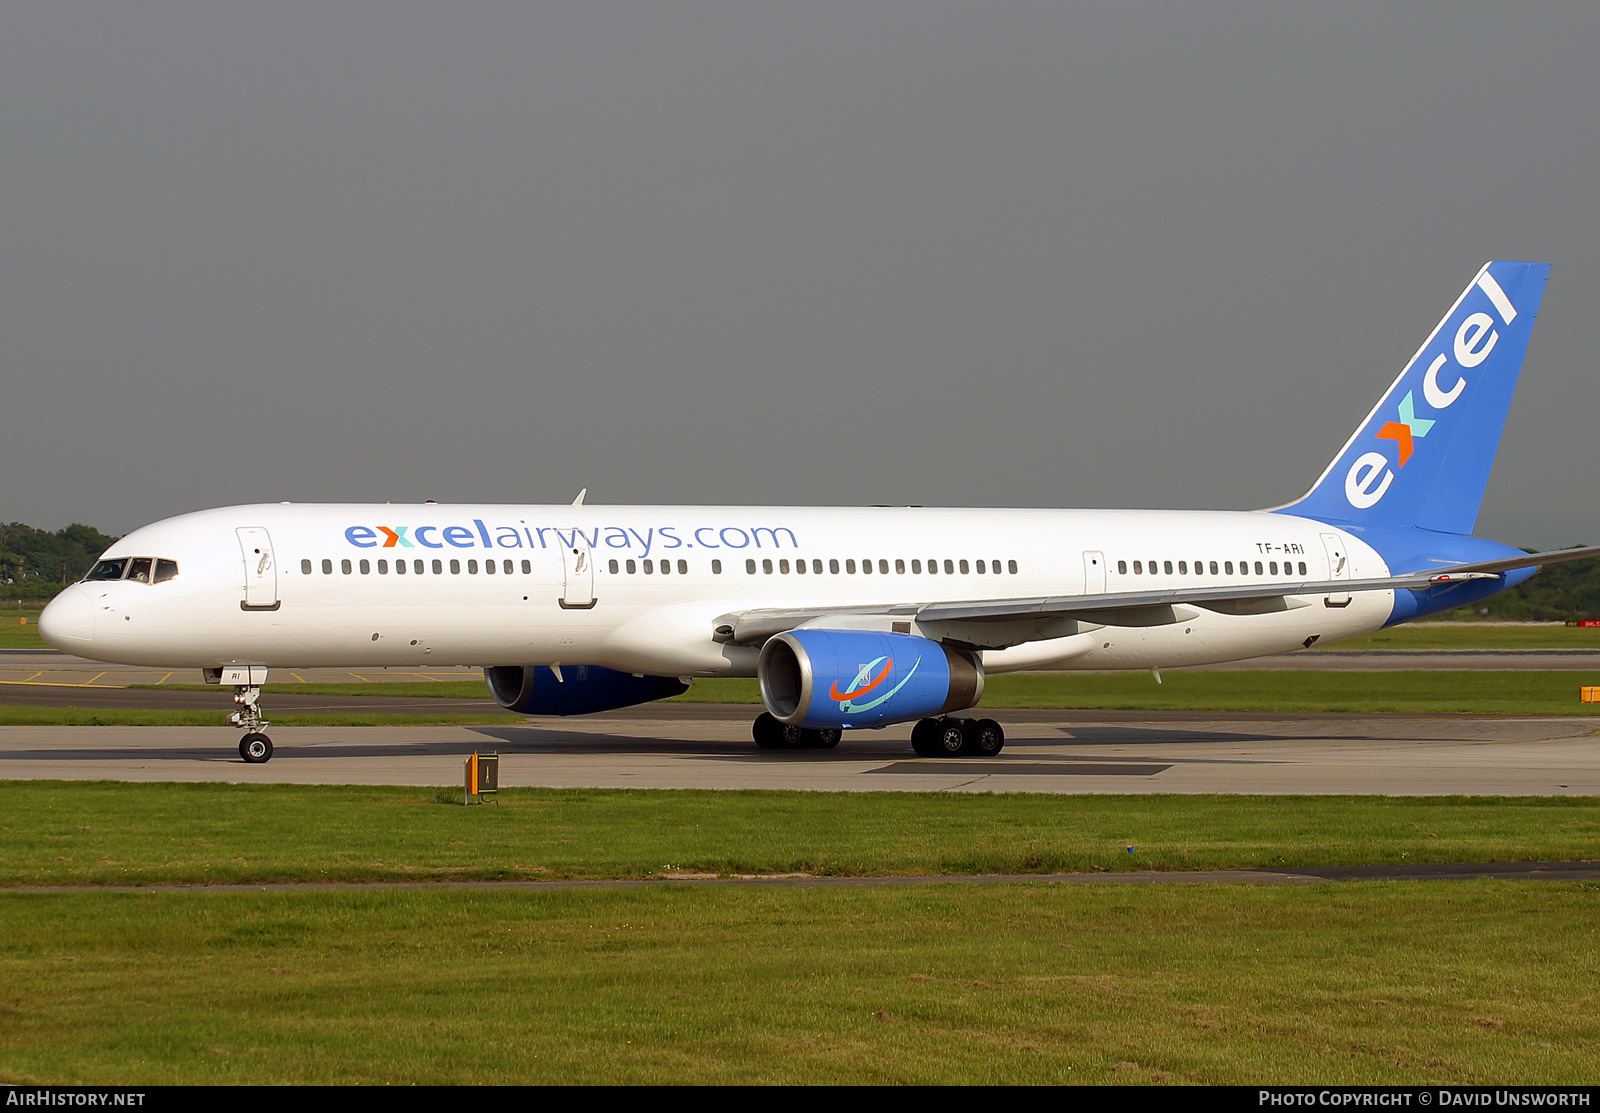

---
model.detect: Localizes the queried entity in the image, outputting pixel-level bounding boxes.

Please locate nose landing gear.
[228,684,274,763]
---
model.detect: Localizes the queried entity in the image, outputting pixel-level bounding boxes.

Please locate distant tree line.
[0,522,121,599]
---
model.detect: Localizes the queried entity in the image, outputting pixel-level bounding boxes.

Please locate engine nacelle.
[484,665,688,716]
[758,629,984,730]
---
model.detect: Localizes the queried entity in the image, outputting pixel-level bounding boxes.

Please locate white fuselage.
[40,502,1393,678]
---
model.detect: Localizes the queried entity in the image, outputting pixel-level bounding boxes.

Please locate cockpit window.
[82,557,180,584]
[85,559,128,581]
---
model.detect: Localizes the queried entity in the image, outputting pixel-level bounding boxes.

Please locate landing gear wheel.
[935,718,972,757]
[971,718,1005,757]
[239,733,274,764]
[809,728,842,749]
[753,713,785,749]
[911,718,942,757]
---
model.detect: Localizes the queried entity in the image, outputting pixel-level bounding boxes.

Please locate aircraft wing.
[714,545,1599,647]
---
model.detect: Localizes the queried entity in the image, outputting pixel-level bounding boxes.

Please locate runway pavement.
[3,707,1596,794]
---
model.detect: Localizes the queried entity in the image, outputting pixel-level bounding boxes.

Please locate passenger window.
[432,559,443,574]
[643,559,653,574]
[450,560,460,574]
[712,559,722,574]
[1209,561,1218,574]
[1163,561,1172,575]
[378,560,389,574]
[504,560,513,574]
[862,559,872,575]
[415,560,424,574]
[991,560,1001,574]
[1254,561,1264,575]
[1133,561,1142,574]
[879,559,889,574]
[975,560,986,575]
[342,559,353,575]
[944,560,954,574]
[360,559,371,575]
[812,559,822,574]
[678,559,687,574]
[608,560,619,574]
[660,559,671,575]
[845,559,856,574]
[1008,560,1018,574]
[626,560,637,574]
[321,559,332,575]
[467,560,477,574]
[928,558,939,574]
[485,559,496,575]
[1270,561,1279,575]
[796,559,807,574]
[396,559,407,575]
[1118,560,1128,574]
[830,559,840,574]
[1299,561,1307,575]
[912,559,922,574]
[1178,561,1187,574]
[300,559,312,575]
[763,559,773,574]
[522,560,531,574]
[1225,561,1233,574]
[746,559,756,574]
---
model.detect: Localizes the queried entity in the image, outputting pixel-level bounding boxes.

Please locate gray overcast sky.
[3,2,1597,546]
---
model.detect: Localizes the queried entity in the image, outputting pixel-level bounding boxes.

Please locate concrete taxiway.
[3,707,1596,794]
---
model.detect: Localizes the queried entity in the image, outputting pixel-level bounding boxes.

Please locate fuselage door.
[1320,532,1351,608]
[237,527,279,610]
[1082,550,1107,594]
[559,530,596,609]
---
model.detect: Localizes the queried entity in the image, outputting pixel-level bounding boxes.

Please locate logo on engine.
[831,655,923,714]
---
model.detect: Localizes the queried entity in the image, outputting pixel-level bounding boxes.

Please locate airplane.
[39,260,1599,765]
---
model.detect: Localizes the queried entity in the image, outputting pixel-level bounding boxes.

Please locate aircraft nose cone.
[39,586,96,651]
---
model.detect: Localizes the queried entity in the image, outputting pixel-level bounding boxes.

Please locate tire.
[910,718,942,757]
[752,713,784,749]
[808,728,842,749]
[971,718,1005,757]
[239,733,274,764]
[935,718,971,757]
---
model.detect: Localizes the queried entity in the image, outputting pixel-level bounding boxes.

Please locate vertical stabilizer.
[1276,261,1549,535]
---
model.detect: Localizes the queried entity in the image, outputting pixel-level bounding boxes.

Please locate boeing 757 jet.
[41,261,1593,763]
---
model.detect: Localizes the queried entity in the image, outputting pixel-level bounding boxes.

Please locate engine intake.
[758,629,983,729]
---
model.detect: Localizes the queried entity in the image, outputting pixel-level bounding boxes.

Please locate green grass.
[0,609,45,649]
[1,882,1596,1084]
[4,782,1597,887]
[0,707,515,727]
[1323,624,1600,650]
[123,668,1600,717]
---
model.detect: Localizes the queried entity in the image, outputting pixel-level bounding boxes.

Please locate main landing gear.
[228,685,274,764]
[910,716,1005,758]
[752,712,842,750]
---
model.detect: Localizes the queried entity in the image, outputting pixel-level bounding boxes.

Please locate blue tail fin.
[1275,261,1549,535]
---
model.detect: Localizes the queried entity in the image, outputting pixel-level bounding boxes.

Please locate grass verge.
[124,669,1600,716]
[1,883,1596,1084]
[3,782,1597,886]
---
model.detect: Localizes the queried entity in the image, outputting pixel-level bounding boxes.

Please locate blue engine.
[758,629,984,730]
[484,665,688,716]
